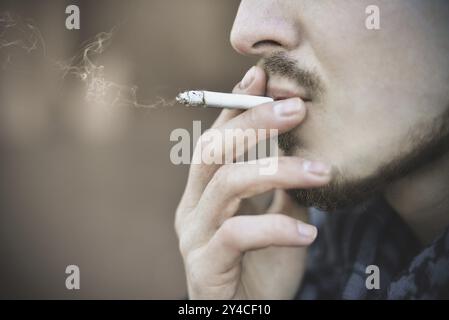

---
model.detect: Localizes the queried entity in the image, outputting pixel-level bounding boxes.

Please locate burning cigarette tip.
[176,91,205,106]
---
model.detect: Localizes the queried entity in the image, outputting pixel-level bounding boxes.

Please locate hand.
[175,66,332,299]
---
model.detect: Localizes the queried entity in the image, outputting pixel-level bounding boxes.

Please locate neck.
[385,151,449,245]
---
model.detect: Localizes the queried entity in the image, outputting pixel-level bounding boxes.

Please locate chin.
[286,167,390,212]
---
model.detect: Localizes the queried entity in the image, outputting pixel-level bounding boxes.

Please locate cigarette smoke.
[0,12,46,71]
[58,29,175,109]
[0,12,175,109]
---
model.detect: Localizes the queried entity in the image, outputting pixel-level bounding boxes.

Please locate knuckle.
[246,105,267,129]
[210,164,234,189]
[178,225,199,258]
[178,234,192,258]
[217,217,239,244]
[273,158,295,177]
[174,204,191,238]
[247,107,258,126]
[269,214,290,234]
[248,103,271,127]
[276,157,289,168]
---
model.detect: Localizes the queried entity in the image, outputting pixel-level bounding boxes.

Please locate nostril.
[253,40,283,49]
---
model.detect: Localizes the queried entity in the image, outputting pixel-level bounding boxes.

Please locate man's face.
[230,0,449,210]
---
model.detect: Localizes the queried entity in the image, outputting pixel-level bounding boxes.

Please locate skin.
[175,0,449,299]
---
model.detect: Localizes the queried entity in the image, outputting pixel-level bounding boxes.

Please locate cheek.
[295,92,434,180]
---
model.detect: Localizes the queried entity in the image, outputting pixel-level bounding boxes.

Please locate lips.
[266,81,312,102]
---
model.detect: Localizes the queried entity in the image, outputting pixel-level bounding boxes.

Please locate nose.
[230,0,301,57]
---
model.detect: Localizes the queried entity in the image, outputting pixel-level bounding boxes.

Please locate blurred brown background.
[0,0,253,299]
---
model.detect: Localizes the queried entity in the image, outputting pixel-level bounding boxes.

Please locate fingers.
[180,66,271,209]
[211,66,267,128]
[202,67,287,166]
[185,98,306,206]
[204,214,317,272]
[194,157,331,233]
[222,97,305,135]
[181,65,307,208]
[175,66,322,299]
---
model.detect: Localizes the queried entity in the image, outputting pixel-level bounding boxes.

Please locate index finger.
[211,66,267,128]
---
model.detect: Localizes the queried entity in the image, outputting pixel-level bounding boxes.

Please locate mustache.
[257,52,325,155]
[259,51,324,99]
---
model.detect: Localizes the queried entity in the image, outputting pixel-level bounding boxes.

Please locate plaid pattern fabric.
[296,196,449,300]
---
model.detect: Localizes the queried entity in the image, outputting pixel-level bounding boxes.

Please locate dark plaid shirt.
[296,196,449,300]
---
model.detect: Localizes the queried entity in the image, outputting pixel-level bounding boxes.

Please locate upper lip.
[266,82,312,102]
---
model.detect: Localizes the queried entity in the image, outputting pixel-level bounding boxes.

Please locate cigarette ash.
[176,90,205,107]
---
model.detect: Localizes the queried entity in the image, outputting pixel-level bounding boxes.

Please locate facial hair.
[261,52,449,211]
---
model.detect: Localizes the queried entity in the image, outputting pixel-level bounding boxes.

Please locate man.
[175,0,449,299]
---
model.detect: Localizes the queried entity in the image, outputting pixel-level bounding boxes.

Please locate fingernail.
[303,160,332,176]
[273,98,304,118]
[239,66,255,90]
[297,223,317,239]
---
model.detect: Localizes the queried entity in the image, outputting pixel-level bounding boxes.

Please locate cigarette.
[176,90,274,110]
